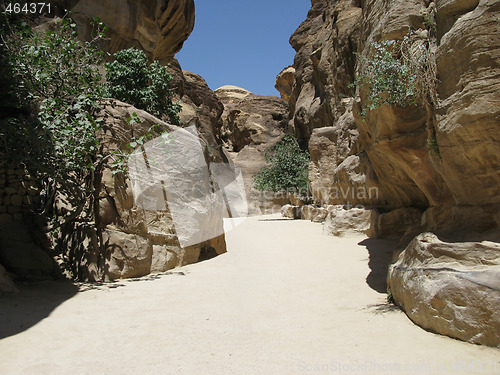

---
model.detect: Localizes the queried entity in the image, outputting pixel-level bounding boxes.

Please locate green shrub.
[352,32,437,117]
[104,47,181,124]
[254,135,310,194]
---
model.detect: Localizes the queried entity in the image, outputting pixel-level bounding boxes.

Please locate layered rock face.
[288,0,500,239]
[388,233,500,347]
[54,0,195,62]
[1,0,231,282]
[288,0,500,346]
[215,86,290,214]
[61,100,227,280]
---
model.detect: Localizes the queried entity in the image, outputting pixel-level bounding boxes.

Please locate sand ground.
[0,215,498,375]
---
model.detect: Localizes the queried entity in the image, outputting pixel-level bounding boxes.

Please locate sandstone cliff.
[215,86,290,214]
[287,0,500,241]
[0,0,232,282]
[52,0,195,62]
[286,0,500,346]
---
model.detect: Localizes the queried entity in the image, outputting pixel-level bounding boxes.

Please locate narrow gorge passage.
[0,215,498,375]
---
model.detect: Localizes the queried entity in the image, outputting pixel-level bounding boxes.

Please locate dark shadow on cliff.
[358,238,399,294]
[0,280,79,339]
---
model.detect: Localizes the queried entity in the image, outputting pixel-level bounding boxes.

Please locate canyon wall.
[285,0,500,346]
[286,0,500,241]
[215,86,289,214]
[0,0,231,282]
[52,0,195,62]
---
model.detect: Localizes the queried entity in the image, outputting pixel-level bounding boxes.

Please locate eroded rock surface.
[56,0,195,61]
[288,0,500,239]
[215,86,290,214]
[388,233,500,347]
[275,66,295,102]
[61,100,227,280]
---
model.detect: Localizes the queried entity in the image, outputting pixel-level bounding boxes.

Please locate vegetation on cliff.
[105,47,181,125]
[1,15,181,279]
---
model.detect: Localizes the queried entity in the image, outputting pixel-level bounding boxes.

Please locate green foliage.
[427,134,441,158]
[387,289,395,304]
[352,39,419,117]
[4,16,106,176]
[352,32,437,117]
[104,47,181,124]
[110,112,173,175]
[423,12,437,36]
[254,135,310,194]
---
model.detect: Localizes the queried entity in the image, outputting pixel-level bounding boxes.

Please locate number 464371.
[4,3,52,14]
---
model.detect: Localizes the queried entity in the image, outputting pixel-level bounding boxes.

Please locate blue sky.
[176,1,311,96]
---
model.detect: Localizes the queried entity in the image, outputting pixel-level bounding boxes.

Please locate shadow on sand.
[358,238,399,294]
[0,280,79,339]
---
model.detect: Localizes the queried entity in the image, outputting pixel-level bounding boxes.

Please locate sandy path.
[0,215,498,375]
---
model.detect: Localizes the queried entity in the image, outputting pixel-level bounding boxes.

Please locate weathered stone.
[151,245,179,273]
[289,193,309,206]
[103,229,152,279]
[94,100,227,280]
[215,86,288,152]
[281,204,300,219]
[376,207,423,239]
[323,206,375,236]
[289,0,499,242]
[214,85,289,214]
[0,264,18,295]
[56,0,195,61]
[388,233,500,347]
[300,205,328,222]
[275,66,295,102]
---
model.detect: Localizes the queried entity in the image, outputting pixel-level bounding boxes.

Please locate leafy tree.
[3,15,107,217]
[104,47,181,124]
[254,135,310,194]
[1,15,110,279]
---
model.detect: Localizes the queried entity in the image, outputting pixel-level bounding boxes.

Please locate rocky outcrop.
[59,100,227,280]
[215,86,288,153]
[275,66,295,102]
[323,206,375,236]
[215,86,290,214]
[288,0,500,346]
[281,204,301,220]
[388,233,500,347]
[287,0,500,240]
[55,0,195,62]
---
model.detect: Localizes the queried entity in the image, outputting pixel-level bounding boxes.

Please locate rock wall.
[1,0,232,282]
[53,0,195,62]
[214,86,290,214]
[60,100,227,281]
[0,164,54,281]
[287,0,500,346]
[287,0,500,241]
